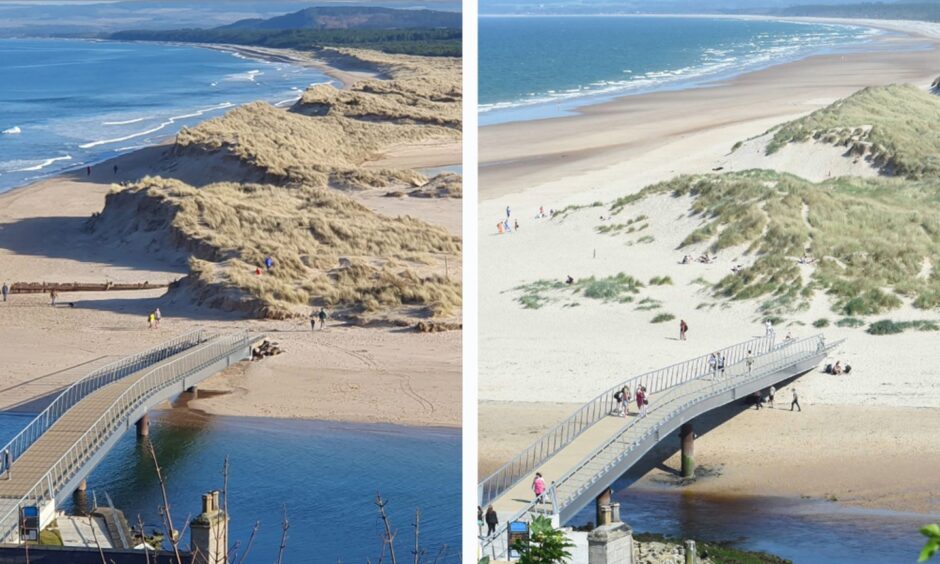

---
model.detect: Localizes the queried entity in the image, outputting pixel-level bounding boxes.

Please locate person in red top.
[532,472,546,504]
[679,319,689,340]
[635,387,646,415]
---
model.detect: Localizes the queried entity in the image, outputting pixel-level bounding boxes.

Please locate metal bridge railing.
[479,334,835,559]
[0,330,210,478]
[478,335,774,508]
[0,331,250,543]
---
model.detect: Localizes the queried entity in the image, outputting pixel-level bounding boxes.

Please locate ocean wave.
[10,154,71,172]
[2,126,20,135]
[225,69,262,82]
[79,102,234,149]
[102,117,149,126]
[480,26,876,115]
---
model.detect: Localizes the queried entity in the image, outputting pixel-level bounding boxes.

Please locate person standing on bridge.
[708,353,718,377]
[718,353,726,378]
[485,505,499,536]
[679,319,689,341]
[791,388,801,412]
[532,472,546,504]
[746,350,754,375]
[2,448,10,480]
[620,384,631,417]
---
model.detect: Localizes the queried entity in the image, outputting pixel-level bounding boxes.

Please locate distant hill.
[105,6,461,57]
[218,6,461,31]
[779,2,940,21]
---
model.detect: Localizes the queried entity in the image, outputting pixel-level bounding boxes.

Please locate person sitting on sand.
[565,275,574,285]
[504,219,512,233]
[681,255,690,265]
[833,361,843,375]
[497,221,504,234]
[539,206,545,218]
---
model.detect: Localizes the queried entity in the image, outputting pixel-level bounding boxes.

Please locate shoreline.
[478,18,938,199]
[479,15,909,126]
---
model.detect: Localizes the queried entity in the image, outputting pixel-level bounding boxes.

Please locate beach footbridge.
[0,330,256,544]
[479,333,839,559]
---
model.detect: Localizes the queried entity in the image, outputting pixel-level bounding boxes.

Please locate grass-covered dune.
[295,51,461,130]
[175,101,454,190]
[89,177,461,322]
[611,169,940,317]
[762,84,940,179]
[175,49,461,191]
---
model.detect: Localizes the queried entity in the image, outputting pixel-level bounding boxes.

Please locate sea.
[0,38,335,193]
[0,410,461,562]
[479,16,885,125]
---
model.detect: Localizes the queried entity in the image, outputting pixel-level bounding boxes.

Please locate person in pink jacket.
[532,472,546,504]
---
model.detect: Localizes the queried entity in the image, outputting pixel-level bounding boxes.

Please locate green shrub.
[813,318,830,328]
[836,317,865,328]
[651,313,676,323]
[649,275,674,286]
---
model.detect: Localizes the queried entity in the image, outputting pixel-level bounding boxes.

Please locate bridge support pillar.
[680,423,695,479]
[595,487,612,527]
[136,413,150,439]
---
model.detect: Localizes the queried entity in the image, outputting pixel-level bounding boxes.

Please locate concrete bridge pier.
[136,413,150,438]
[680,423,695,478]
[596,487,612,526]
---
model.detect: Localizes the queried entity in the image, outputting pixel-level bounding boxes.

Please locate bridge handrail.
[479,334,838,558]
[478,334,774,507]
[0,331,251,543]
[0,330,210,476]
[554,334,840,509]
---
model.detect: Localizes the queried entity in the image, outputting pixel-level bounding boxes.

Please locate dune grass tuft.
[866,319,940,335]
[651,312,675,323]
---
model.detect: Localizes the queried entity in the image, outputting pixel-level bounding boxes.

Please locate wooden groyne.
[4,281,175,294]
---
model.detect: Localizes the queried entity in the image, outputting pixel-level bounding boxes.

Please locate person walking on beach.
[791,388,801,412]
[506,205,511,219]
[532,472,546,504]
[679,319,689,341]
[2,448,10,480]
[50,289,58,307]
[752,390,763,410]
[765,319,775,339]
[504,218,512,233]
[86,166,91,176]
[485,505,499,536]
[113,164,118,175]
[1,282,8,302]
[768,385,776,408]
[147,311,155,329]
[317,307,328,329]
[309,309,318,331]
[154,307,161,329]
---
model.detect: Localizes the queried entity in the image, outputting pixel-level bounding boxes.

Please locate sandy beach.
[0,46,461,429]
[478,17,940,515]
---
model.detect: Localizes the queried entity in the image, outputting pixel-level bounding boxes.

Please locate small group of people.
[310,307,328,330]
[147,308,162,329]
[613,384,650,417]
[254,256,276,275]
[496,218,520,234]
[753,386,801,411]
[824,360,852,375]
[707,352,727,377]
